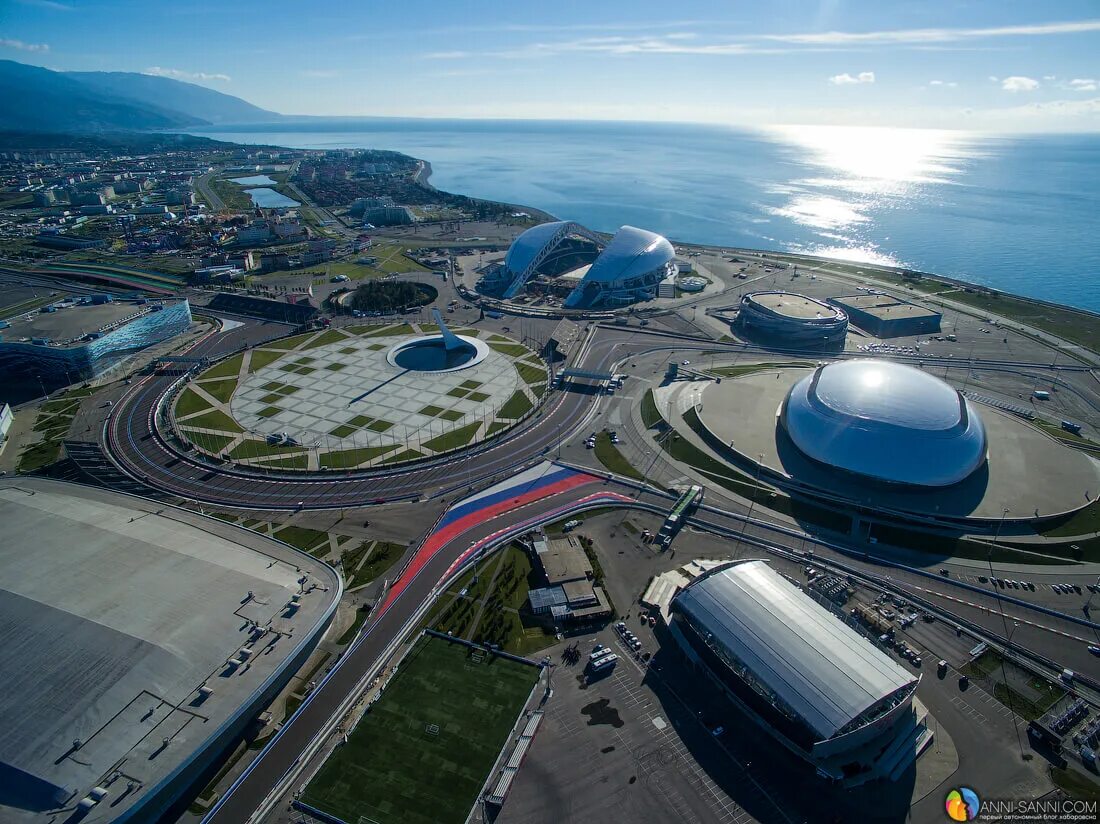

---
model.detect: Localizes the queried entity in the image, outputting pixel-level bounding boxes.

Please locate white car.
[681,359,691,365]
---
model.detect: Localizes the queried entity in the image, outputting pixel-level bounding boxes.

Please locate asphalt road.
[202,479,610,824]
[87,312,1100,821]
[100,321,737,509]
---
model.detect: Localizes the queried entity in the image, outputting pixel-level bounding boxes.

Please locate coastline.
[400,150,1098,353]
[412,154,558,224]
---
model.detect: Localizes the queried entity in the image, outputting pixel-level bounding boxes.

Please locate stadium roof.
[582,225,674,284]
[783,359,987,487]
[673,560,916,741]
[0,478,340,823]
[503,221,574,277]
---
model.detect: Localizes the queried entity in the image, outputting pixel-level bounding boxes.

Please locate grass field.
[594,431,644,481]
[300,634,539,824]
[641,388,663,429]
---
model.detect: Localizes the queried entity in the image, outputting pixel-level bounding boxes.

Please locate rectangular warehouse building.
[828,293,941,338]
[670,560,929,786]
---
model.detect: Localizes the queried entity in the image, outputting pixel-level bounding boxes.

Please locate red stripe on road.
[380,472,599,611]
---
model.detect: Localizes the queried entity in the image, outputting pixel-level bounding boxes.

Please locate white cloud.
[1068,78,1099,92]
[1043,75,1057,80]
[928,80,958,87]
[426,34,815,60]
[0,37,49,52]
[1001,75,1040,92]
[829,71,875,85]
[144,66,231,83]
[757,19,1100,46]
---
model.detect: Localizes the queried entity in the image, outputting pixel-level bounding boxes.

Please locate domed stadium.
[483,220,677,309]
[780,360,987,487]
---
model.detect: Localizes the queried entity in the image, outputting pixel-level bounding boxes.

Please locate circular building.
[738,292,848,345]
[563,225,676,309]
[780,360,987,487]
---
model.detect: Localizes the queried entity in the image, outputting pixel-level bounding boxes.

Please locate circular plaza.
[170,321,547,471]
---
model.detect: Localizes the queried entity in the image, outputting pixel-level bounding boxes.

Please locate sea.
[192,119,1100,312]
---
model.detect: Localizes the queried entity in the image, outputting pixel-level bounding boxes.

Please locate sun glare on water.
[759,125,981,267]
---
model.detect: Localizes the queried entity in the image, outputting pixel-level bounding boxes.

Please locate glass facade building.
[0,300,192,382]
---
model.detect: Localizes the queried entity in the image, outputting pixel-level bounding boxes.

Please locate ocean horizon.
[193,119,1100,312]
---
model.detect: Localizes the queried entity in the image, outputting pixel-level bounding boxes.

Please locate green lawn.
[198,377,238,404]
[175,387,213,417]
[337,606,372,645]
[201,353,245,379]
[515,362,546,385]
[641,388,663,428]
[262,333,314,350]
[303,329,349,350]
[992,681,1063,721]
[382,448,425,464]
[348,541,404,588]
[179,431,236,453]
[348,322,414,336]
[248,349,287,372]
[938,287,1100,355]
[499,390,533,419]
[231,439,306,460]
[17,438,64,472]
[273,524,330,553]
[319,444,399,469]
[260,454,310,470]
[423,422,481,452]
[183,408,243,433]
[594,431,645,481]
[488,341,529,357]
[300,634,539,824]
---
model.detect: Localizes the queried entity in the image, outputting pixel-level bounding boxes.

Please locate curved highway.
[103,320,726,508]
[96,315,1100,823]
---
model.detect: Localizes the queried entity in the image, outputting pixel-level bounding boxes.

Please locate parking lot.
[497,627,796,824]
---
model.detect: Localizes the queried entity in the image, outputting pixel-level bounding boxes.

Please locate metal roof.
[673,560,916,741]
[503,221,572,276]
[581,225,674,285]
[783,359,987,487]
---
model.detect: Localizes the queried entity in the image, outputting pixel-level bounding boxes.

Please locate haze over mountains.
[0,60,280,133]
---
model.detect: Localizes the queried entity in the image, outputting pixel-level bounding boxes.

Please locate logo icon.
[945,787,981,821]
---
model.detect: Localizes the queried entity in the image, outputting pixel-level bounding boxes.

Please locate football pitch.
[299,634,541,824]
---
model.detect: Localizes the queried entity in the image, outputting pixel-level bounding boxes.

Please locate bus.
[589,653,618,673]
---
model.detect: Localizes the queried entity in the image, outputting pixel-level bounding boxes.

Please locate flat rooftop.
[751,292,839,319]
[0,478,340,824]
[829,294,940,321]
[0,299,180,348]
[539,535,592,585]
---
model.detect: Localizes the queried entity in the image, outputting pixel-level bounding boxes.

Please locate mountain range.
[0,60,280,133]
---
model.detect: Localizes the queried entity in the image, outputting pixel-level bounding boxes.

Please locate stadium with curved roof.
[780,360,987,488]
[670,560,927,785]
[485,220,677,309]
[738,291,848,346]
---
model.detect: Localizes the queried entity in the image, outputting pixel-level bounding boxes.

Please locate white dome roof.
[782,360,987,487]
[582,225,674,284]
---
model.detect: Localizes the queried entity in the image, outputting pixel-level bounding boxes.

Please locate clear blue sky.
[4,0,1099,131]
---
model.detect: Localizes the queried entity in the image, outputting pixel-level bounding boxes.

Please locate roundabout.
[171,319,546,471]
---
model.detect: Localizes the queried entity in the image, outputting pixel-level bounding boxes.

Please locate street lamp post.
[986,507,1027,760]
